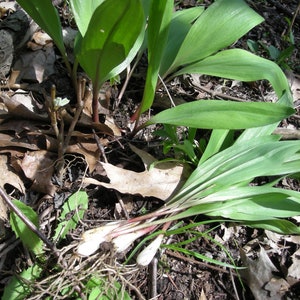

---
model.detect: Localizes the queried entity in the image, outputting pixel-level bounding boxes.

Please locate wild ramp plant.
[16,0,292,123]
[15,0,295,138]
[16,0,145,124]
[15,0,145,176]
[74,0,300,265]
[5,0,300,297]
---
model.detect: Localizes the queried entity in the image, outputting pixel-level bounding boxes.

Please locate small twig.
[121,275,146,300]
[115,191,130,220]
[230,268,240,300]
[158,74,176,107]
[189,80,247,102]
[148,257,158,299]
[273,127,300,139]
[55,78,90,178]
[0,237,20,257]
[92,129,108,163]
[288,1,300,36]
[115,51,144,109]
[55,113,65,180]
[115,65,131,108]
[46,85,59,138]
[165,249,238,276]
[0,186,55,251]
[63,77,90,150]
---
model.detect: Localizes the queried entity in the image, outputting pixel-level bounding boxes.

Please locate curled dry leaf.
[13,46,56,83]
[0,92,48,122]
[287,248,300,284]
[0,154,26,221]
[286,70,300,103]
[20,150,56,195]
[240,246,289,300]
[0,92,117,136]
[0,133,40,150]
[83,144,191,201]
[0,155,25,194]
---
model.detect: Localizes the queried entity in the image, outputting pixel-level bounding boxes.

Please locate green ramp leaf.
[203,187,300,220]
[170,0,264,72]
[174,49,292,102]
[10,200,43,256]
[147,100,294,129]
[53,191,88,242]
[244,219,300,234]
[139,0,173,114]
[16,0,66,60]
[2,265,42,300]
[75,0,144,89]
[69,0,105,36]
[159,6,204,79]
[171,138,300,205]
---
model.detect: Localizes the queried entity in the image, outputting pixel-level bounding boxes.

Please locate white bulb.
[77,222,120,256]
[136,235,163,266]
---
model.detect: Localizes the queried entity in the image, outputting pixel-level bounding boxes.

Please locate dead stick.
[0,186,55,251]
[165,249,238,275]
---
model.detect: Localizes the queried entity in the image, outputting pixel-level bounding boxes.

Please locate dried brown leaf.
[0,92,48,121]
[287,248,300,283]
[13,47,56,83]
[66,139,100,172]
[83,145,190,200]
[0,154,25,220]
[21,150,56,195]
[240,246,288,300]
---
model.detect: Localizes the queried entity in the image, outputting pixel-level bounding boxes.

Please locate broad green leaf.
[16,0,66,59]
[164,198,300,234]
[168,137,300,206]
[171,49,294,144]
[86,277,131,300]
[244,219,300,234]
[174,49,292,102]
[198,129,230,164]
[139,0,173,114]
[160,6,205,77]
[237,92,293,145]
[75,0,144,90]
[147,100,294,129]
[170,0,264,73]
[69,0,105,36]
[198,139,300,189]
[203,187,300,219]
[53,191,88,242]
[107,27,145,82]
[159,186,300,234]
[2,265,42,300]
[10,200,43,256]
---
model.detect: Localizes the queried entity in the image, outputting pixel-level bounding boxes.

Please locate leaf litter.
[0,0,299,299]
[83,144,191,201]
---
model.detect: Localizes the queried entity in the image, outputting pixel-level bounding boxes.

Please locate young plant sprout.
[53,97,70,111]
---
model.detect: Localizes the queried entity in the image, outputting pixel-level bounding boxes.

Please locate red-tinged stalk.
[112,225,157,252]
[110,222,157,239]
[77,197,186,257]
[92,85,100,123]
